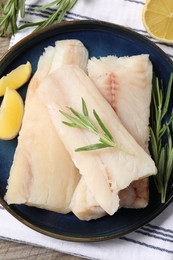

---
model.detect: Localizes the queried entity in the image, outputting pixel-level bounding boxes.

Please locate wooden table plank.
[0,240,84,259]
[0,37,10,59]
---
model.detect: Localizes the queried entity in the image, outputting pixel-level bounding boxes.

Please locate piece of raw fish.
[70,177,107,221]
[49,39,88,74]
[5,40,88,213]
[88,55,152,204]
[28,39,88,92]
[70,55,153,220]
[88,55,152,151]
[37,65,157,216]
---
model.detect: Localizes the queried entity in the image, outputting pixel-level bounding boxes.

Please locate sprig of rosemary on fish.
[0,0,78,36]
[60,98,129,153]
[150,73,173,203]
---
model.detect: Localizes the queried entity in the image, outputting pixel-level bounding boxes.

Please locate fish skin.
[37,65,157,216]
[5,40,88,213]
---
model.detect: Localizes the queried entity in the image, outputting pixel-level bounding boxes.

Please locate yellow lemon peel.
[142,0,173,44]
[0,61,32,96]
[0,88,24,140]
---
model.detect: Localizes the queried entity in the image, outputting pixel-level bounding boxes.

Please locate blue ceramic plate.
[0,21,173,242]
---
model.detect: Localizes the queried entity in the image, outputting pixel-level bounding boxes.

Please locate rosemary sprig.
[60,98,129,153]
[0,0,78,36]
[150,73,173,203]
[19,0,78,32]
[0,0,25,36]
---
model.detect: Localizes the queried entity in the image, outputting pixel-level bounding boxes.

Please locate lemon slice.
[0,61,32,96]
[0,88,24,140]
[142,0,173,43]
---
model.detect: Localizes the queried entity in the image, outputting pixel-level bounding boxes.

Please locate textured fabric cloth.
[1,1,173,259]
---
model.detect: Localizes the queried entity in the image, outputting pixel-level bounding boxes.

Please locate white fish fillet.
[88,55,152,151]
[5,40,88,213]
[70,55,153,220]
[88,55,152,205]
[28,39,88,92]
[70,177,107,220]
[37,65,157,216]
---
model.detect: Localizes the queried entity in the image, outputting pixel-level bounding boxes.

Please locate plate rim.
[1,20,173,70]
[0,19,173,242]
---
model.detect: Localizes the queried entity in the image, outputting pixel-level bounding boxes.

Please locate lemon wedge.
[142,0,173,43]
[0,88,24,140]
[0,61,32,96]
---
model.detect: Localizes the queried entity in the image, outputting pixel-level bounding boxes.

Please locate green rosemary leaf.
[166,148,173,181]
[69,106,98,133]
[34,0,59,11]
[167,127,172,148]
[162,73,173,119]
[0,16,9,36]
[18,21,43,31]
[11,4,18,34]
[82,98,89,117]
[157,147,165,199]
[93,109,114,141]
[3,0,11,14]
[99,136,116,147]
[34,10,59,31]
[161,141,173,203]
[75,143,110,152]
[62,121,77,127]
[0,10,9,26]
[69,107,83,119]
[19,0,25,18]
[158,147,166,182]
[60,110,87,129]
[150,127,159,164]
[165,128,173,182]
[159,110,173,138]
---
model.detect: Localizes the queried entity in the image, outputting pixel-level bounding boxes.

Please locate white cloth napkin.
[1,1,173,259]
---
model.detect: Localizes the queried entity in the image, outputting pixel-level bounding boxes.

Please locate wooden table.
[0,36,85,260]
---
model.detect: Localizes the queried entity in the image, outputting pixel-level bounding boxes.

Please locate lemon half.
[0,61,32,96]
[142,0,173,43]
[0,88,24,140]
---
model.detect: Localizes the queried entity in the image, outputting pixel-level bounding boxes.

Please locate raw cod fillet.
[70,55,153,220]
[37,65,157,216]
[88,55,152,151]
[5,40,88,213]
